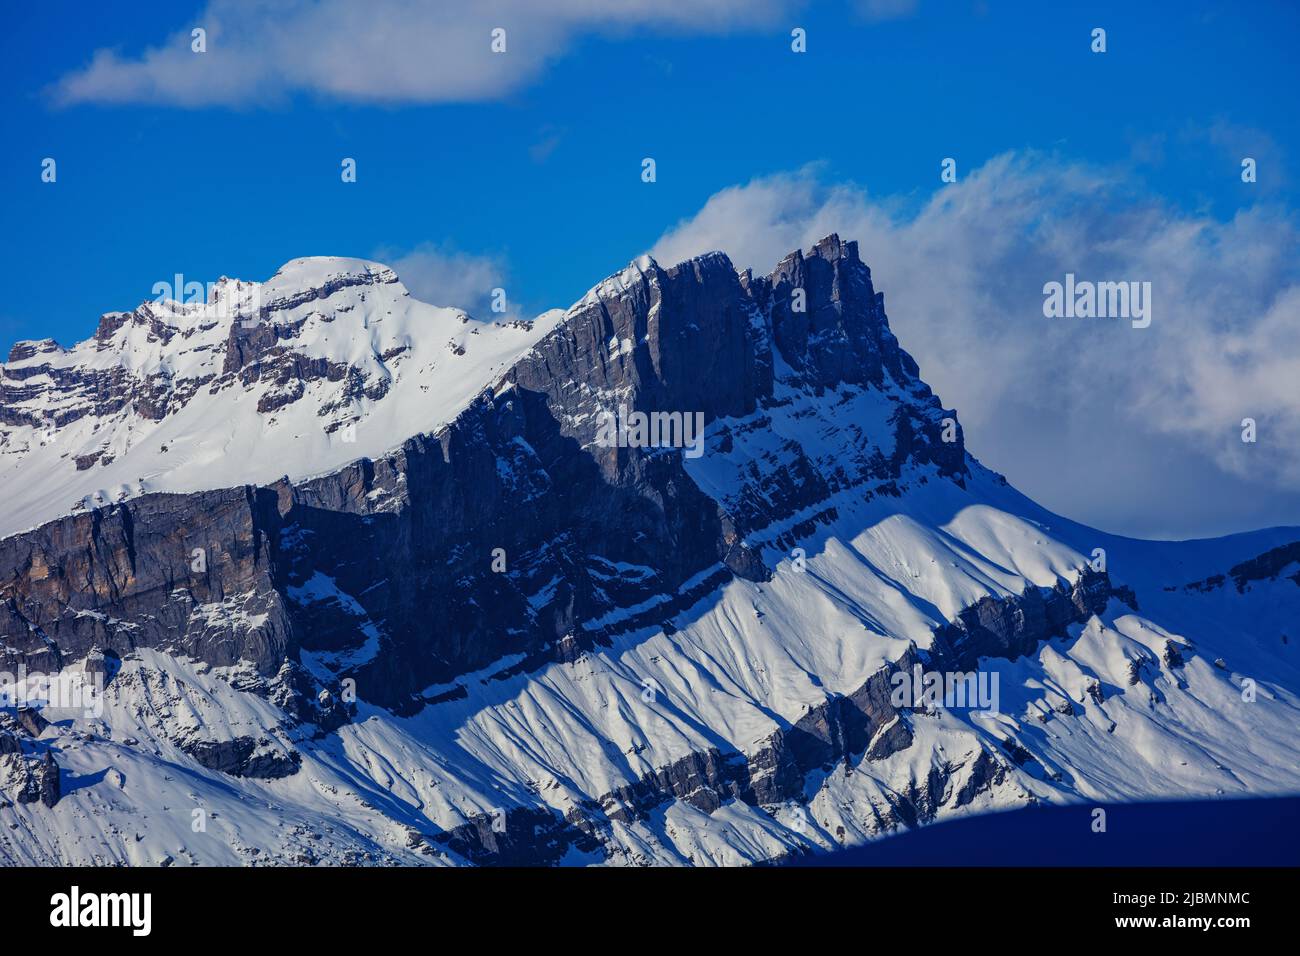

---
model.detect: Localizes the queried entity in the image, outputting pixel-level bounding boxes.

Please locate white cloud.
[52,0,794,107]
[651,155,1300,538]
[375,243,514,320]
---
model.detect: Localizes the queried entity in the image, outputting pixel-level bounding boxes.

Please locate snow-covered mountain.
[1,236,1297,866]
[0,257,564,539]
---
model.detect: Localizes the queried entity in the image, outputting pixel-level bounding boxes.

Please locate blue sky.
[3,0,1299,538]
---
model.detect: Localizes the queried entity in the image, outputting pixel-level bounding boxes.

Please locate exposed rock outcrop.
[180,736,301,779]
[0,236,970,717]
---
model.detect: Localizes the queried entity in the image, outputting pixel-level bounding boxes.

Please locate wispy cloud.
[1201,120,1289,193]
[529,125,566,164]
[373,243,515,320]
[51,0,794,107]
[651,154,1300,538]
[853,0,920,22]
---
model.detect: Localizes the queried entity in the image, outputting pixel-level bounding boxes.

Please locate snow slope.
[5,464,1297,866]
[0,257,563,538]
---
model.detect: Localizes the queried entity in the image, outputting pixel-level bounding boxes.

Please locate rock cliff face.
[1,237,1297,865]
[0,488,289,676]
[0,236,963,714]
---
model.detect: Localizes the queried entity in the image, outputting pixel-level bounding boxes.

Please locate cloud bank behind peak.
[652,154,1300,539]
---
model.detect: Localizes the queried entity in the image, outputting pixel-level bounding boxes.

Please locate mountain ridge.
[1,235,1297,866]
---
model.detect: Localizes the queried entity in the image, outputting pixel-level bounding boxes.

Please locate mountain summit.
[1,237,1297,865]
[0,255,564,538]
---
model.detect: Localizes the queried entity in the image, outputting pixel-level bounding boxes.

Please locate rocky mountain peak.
[1,238,1297,867]
[0,257,564,537]
[6,338,64,364]
[0,235,971,705]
